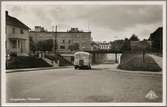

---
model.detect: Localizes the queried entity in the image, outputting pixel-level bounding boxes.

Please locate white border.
[162,2,166,106]
[1,1,166,106]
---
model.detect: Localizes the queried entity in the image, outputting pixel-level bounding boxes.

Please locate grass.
[118,52,161,71]
[6,56,52,69]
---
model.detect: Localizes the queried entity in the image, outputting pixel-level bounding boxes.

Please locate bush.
[10,52,17,57]
[6,56,52,69]
[118,52,161,71]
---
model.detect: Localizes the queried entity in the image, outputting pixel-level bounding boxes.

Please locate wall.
[29,31,54,43]
[56,32,91,53]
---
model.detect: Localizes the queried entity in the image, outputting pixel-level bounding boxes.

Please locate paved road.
[6,64,162,103]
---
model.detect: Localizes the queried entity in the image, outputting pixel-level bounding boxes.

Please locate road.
[6,64,162,103]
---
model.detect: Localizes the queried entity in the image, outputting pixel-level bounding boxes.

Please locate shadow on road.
[76,68,110,71]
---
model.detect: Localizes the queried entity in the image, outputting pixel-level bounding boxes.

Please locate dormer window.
[20,29,24,34]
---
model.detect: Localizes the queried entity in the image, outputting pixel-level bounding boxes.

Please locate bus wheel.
[74,66,77,69]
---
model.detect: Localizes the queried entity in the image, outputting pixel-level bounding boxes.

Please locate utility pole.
[53,25,57,55]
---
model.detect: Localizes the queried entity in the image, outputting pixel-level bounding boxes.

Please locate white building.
[6,11,30,56]
[98,41,111,50]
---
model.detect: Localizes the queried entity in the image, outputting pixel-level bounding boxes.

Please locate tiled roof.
[6,14,30,30]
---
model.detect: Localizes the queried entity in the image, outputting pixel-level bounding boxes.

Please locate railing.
[86,49,122,53]
[45,53,73,66]
[8,34,28,40]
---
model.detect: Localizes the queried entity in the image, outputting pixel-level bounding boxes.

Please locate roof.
[74,51,90,55]
[6,13,30,30]
[61,54,74,56]
[151,27,162,35]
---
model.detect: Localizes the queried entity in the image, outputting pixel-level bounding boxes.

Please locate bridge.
[85,49,122,54]
[85,49,122,64]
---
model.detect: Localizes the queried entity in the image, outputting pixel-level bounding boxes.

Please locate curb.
[109,68,162,75]
[6,64,162,75]
[6,66,73,73]
[93,64,162,75]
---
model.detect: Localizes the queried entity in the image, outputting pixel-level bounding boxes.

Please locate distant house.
[98,41,111,50]
[6,11,30,56]
[34,26,46,32]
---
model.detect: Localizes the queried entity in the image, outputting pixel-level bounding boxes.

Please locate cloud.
[5,4,163,41]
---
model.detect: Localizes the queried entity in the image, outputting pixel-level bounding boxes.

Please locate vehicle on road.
[74,51,92,69]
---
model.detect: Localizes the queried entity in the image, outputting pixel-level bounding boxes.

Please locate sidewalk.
[94,64,162,75]
[148,54,162,68]
[6,66,73,73]
[113,66,162,75]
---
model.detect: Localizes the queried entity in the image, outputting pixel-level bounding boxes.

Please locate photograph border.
[1,1,166,106]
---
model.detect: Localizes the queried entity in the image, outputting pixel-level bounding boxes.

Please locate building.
[34,26,46,32]
[29,31,54,44]
[56,28,91,53]
[98,41,111,50]
[30,27,92,54]
[6,11,30,56]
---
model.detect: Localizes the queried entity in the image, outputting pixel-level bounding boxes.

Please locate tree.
[29,37,37,53]
[69,43,79,51]
[121,38,131,52]
[110,38,131,53]
[149,27,162,52]
[36,39,57,51]
[110,40,124,52]
[129,34,140,41]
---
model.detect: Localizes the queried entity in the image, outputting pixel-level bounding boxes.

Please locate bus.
[74,51,92,69]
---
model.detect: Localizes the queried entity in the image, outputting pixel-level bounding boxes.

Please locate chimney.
[5,11,8,16]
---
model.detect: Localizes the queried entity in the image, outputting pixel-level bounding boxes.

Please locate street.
[6,64,162,103]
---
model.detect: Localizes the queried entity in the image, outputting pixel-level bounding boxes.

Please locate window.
[62,40,65,43]
[20,29,24,34]
[60,45,65,49]
[11,40,17,48]
[12,28,15,33]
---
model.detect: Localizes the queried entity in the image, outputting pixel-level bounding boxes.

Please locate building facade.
[34,26,46,32]
[56,31,91,53]
[6,11,30,56]
[98,42,111,50]
[29,27,92,53]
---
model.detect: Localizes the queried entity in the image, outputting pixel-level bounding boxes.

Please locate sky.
[5,4,163,42]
